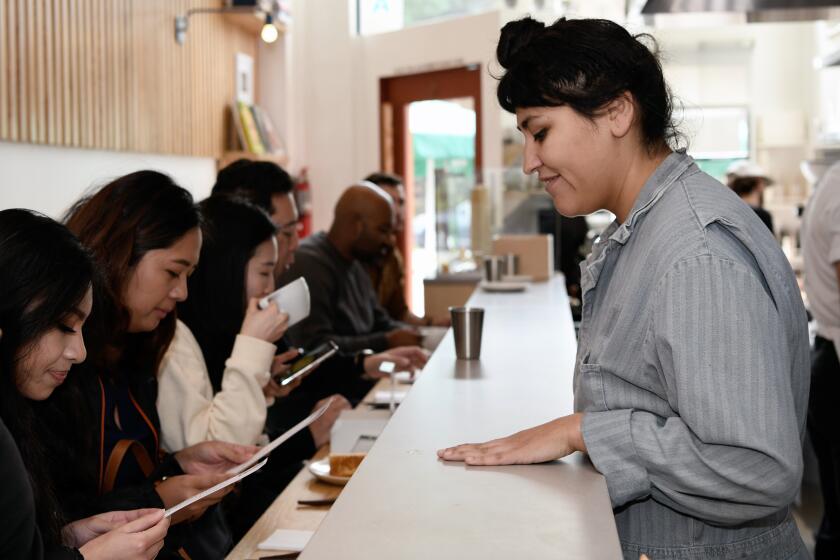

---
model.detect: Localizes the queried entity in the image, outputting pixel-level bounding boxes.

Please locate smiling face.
[15,286,93,400]
[245,236,279,301]
[353,200,396,263]
[517,105,620,217]
[123,227,202,333]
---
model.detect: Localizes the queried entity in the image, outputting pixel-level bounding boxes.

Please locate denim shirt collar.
[581,150,696,295]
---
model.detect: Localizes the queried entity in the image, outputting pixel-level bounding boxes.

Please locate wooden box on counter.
[492,234,555,281]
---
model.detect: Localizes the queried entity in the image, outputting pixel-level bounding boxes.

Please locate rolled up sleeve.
[583,255,803,525]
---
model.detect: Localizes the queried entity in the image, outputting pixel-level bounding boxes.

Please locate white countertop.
[300,275,621,559]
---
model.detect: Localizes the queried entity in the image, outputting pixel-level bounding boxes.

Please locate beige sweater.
[157,320,276,452]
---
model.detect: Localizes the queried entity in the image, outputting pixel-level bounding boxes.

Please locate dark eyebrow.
[171,259,193,267]
[517,116,534,132]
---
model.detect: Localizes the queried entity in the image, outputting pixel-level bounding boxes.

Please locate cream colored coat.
[157,320,275,452]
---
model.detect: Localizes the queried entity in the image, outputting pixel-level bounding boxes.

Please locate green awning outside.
[412,133,475,178]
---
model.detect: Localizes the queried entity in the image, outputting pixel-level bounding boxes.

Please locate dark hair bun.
[497,17,545,69]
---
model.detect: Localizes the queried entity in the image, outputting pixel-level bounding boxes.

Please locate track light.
[175,2,287,46]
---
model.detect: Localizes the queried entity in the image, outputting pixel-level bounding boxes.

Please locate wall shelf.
[218,150,289,170]
[223,11,286,37]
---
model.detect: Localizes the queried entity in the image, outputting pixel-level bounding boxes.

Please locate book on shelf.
[250,105,273,153]
[230,102,286,159]
[237,101,266,155]
[231,102,247,152]
[252,105,286,156]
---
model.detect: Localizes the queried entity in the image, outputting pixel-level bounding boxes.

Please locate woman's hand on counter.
[436,413,587,466]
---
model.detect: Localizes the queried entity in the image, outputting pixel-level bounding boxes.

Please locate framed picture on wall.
[235,52,255,105]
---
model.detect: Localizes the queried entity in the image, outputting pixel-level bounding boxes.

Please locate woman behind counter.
[439,17,810,560]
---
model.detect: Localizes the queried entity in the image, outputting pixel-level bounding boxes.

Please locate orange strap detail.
[127,388,160,457]
[102,438,156,494]
[97,377,160,494]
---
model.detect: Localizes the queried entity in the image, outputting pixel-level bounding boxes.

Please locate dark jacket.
[280,232,405,352]
[0,417,81,560]
[35,367,229,560]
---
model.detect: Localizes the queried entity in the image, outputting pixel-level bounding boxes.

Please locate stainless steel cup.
[483,256,504,282]
[449,306,484,360]
[501,253,519,276]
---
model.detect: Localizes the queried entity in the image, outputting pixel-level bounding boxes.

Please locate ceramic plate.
[480,281,527,293]
[308,457,350,486]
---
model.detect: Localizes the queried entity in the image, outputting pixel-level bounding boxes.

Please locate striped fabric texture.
[575,151,811,559]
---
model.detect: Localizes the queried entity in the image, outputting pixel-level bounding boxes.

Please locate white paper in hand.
[164,458,267,519]
[258,277,311,327]
[226,397,334,475]
[258,529,313,552]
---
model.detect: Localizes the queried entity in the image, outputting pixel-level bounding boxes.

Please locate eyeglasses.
[277,220,301,239]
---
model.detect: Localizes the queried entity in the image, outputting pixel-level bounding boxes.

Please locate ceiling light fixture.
[175,1,287,45]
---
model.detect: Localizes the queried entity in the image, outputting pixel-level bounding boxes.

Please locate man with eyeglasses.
[212,159,302,278]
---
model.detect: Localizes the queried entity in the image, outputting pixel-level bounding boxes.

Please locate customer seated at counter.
[280,182,422,353]
[362,172,449,328]
[35,171,258,558]
[212,159,301,282]
[157,194,350,540]
[0,209,169,560]
[440,16,810,560]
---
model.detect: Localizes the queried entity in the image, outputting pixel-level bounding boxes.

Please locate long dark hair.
[0,209,96,544]
[178,195,277,392]
[63,170,201,377]
[496,17,680,151]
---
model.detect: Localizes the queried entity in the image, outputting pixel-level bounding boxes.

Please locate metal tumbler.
[501,253,519,276]
[483,256,504,282]
[449,306,485,360]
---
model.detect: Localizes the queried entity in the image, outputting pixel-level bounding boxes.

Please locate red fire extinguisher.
[295,167,313,238]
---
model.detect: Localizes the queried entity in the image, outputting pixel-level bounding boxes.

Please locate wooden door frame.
[379,65,482,311]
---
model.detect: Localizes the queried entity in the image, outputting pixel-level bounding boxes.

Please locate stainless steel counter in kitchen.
[300,275,621,560]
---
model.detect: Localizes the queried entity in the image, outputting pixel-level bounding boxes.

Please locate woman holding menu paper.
[439,17,810,560]
[0,209,169,559]
[34,173,258,559]
[158,195,299,454]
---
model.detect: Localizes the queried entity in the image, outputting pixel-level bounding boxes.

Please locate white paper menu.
[226,397,334,476]
[164,458,268,518]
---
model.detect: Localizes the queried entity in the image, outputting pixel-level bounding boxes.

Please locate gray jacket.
[575,151,810,559]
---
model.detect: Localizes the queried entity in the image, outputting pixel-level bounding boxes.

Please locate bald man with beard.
[279,182,423,353]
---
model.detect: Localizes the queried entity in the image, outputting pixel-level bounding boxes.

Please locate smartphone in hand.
[273,341,339,386]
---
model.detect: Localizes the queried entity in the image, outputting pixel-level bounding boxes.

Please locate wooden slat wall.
[0,0,258,157]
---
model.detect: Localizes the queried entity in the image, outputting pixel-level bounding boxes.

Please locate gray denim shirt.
[575,151,810,559]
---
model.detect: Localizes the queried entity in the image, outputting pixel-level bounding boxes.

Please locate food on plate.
[328,453,366,477]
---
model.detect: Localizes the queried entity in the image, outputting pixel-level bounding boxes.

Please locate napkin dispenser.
[329,408,391,454]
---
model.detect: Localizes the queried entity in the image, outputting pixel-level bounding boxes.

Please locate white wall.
[0,141,216,219]
[284,0,504,232]
[654,22,818,200]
